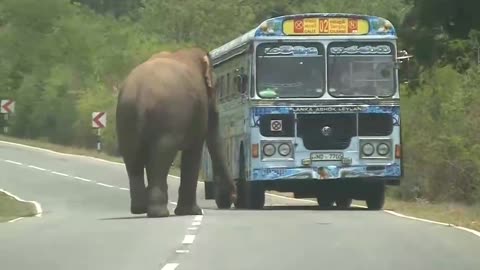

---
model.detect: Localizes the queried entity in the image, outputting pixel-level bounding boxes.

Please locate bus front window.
[256,43,325,98]
[328,42,396,97]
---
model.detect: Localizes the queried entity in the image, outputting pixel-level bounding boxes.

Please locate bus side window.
[226,73,231,98]
[218,75,224,101]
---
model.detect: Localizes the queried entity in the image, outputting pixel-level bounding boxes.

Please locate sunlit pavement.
[1,141,479,270]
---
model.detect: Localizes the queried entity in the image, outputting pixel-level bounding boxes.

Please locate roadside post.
[92,112,107,152]
[1,99,15,134]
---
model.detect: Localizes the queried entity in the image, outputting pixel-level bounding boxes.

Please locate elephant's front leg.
[175,143,203,216]
[145,140,177,218]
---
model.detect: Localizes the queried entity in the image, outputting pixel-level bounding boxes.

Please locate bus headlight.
[278,143,291,156]
[361,143,375,156]
[263,144,276,157]
[377,143,390,156]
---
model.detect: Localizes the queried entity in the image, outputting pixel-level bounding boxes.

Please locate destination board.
[283,17,369,35]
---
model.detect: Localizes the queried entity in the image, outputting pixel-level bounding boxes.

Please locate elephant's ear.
[203,55,214,90]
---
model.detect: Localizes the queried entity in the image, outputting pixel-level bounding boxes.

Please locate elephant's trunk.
[206,108,237,201]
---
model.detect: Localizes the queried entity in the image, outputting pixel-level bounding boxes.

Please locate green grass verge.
[1,135,479,231]
[381,199,480,231]
[0,135,123,163]
[0,191,37,223]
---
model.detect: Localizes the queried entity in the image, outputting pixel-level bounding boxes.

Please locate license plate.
[311,152,344,161]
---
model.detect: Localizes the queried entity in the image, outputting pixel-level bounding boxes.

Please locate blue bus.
[202,13,405,210]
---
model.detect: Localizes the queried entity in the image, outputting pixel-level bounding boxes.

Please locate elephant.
[115,47,237,218]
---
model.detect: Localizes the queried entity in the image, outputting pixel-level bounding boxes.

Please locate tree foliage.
[0,0,479,204]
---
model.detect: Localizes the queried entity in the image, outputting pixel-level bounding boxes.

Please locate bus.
[202,13,405,210]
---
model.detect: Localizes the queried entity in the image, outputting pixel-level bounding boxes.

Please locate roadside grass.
[0,135,123,163]
[0,191,37,223]
[1,135,479,231]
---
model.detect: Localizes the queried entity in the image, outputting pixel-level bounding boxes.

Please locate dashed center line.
[74,176,92,182]
[194,215,203,222]
[27,165,47,171]
[182,234,196,244]
[188,227,198,231]
[5,160,22,165]
[176,249,190,254]
[161,263,179,270]
[192,221,201,226]
[51,171,69,177]
[118,187,129,191]
[97,183,114,188]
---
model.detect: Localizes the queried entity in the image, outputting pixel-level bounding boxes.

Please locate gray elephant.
[115,48,237,217]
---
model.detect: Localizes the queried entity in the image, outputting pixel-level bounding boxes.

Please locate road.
[0,141,479,270]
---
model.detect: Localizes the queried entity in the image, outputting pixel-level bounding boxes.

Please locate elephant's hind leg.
[145,138,177,218]
[124,154,147,214]
[175,143,203,216]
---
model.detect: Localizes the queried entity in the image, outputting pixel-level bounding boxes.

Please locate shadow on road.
[98,215,190,221]
[201,205,370,211]
[263,205,369,211]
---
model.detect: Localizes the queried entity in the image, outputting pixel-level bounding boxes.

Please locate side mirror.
[397,50,414,84]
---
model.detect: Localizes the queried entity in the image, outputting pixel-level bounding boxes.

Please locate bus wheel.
[316,197,334,208]
[214,185,233,209]
[246,182,265,209]
[335,198,353,209]
[234,151,248,209]
[366,183,385,210]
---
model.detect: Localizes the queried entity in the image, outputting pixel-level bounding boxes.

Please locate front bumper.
[251,163,401,181]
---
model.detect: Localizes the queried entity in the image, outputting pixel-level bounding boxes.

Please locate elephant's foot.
[147,205,170,218]
[174,204,203,216]
[130,199,147,214]
[131,204,147,214]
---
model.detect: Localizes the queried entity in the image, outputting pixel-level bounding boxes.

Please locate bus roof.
[210,13,397,60]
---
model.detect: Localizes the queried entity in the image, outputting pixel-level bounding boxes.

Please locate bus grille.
[297,114,356,150]
[358,113,393,136]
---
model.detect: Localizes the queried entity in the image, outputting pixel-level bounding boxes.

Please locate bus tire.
[246,182,265,209]
[366,183,385,210]
[214,185,233,209]
[234,151,248,209]
[204,181,214,200]
[316,197,334,208]
[335,198,353,209]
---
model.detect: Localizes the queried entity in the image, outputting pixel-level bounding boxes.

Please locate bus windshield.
[256,43,325,98]
[327,42,396,97]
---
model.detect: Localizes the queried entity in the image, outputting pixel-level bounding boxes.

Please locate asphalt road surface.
[1,141,479,270]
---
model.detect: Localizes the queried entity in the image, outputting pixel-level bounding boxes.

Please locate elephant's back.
[118,57,208,142]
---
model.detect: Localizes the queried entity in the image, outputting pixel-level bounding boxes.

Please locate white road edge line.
[182,235,196,244]
[27,165,47,171]
[74,176,93,182]
[161,263,179,270]
[5,160,22,165]
[383,210,480,237]
[118,187,129,191]
[0,189,43,217]
[7,217,24,223]
[3,140,479,238]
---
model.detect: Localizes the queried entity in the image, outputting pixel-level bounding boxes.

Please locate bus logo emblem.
[321,126,332,136]
[271,120,283,132]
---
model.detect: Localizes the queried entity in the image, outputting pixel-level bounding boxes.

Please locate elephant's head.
[173,48,217,110]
